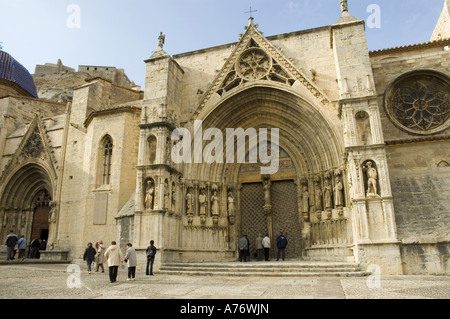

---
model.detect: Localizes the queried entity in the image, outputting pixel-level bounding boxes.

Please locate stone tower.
[134,34,183,265]
[332,6,402,273]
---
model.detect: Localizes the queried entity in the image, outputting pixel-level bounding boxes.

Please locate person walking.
[17,235,27,261]
[124,243,137,281]
[104,241,124,283]
[30,238,40,258]
[238,235,248,262]
[5,230,18,261]
[255,234,263,261]
[262,234,271,261]
[245,235,251,261]
[145,240,157,276]
[276,232,288,261]
[83,243,97,274]
[95,241,106,273]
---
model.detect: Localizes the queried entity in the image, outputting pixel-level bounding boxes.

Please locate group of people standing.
[83,240,157,283]
[4,230,46,261]
[238,232,288,262]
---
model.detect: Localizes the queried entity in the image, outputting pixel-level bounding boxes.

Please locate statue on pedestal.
[186,187,194,224]
[365,161,378,197]
[314,179,323,212]
[211,190,220,224]
[145,180,155,210]
[340,0,348,13]
[334,177,344,208]
[227,192,235,225]
[199,188,206,223]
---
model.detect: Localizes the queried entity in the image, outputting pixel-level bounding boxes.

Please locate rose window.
[236,48,272,81]
[385,73,450,134]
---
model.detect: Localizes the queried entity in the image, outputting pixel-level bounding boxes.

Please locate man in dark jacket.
[5,230,18,261]
[83,243,97,274]
[30,239,40,258]
[276,232,288,261]
[146,240,157,276]
[238,235,248,262]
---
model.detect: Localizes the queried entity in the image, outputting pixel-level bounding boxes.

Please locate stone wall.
[400,243,449,275]
[371,43,450,274]
[387,140,450,247]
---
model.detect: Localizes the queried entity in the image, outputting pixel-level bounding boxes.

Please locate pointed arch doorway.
[194,86,344,263]
[30,189,52,243]
[0,163,54,249]
[239,151,302,260]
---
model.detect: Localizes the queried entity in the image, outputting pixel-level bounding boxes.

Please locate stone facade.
[0,2,449,275]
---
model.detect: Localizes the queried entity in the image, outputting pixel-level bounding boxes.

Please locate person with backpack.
[276,232,288,261]
[5,230,18,261]
[146,240,157,276]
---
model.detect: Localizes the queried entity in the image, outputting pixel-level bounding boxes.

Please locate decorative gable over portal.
[191,18,330,120]
[0,114,59,184]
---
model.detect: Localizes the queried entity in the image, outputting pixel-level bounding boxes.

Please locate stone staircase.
[157,260,370,277]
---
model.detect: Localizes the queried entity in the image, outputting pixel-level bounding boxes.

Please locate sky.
[0,0,445,87]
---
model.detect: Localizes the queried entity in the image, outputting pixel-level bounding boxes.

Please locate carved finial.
[158,32,165,49]
[340,0,348,13]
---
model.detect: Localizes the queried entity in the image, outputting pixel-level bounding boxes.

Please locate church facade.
[1,1,449,275]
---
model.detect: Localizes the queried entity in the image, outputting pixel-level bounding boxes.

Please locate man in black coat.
[83,243,97,274]
[5,230,18,261]
[276,232,288,261]
[146,240,157,276]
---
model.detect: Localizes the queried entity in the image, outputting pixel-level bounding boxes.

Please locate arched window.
[101,135,113,185]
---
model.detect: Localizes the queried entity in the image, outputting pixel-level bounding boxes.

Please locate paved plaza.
[0,262,449,300]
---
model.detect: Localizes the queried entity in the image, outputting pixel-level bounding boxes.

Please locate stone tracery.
[386,72,450,134]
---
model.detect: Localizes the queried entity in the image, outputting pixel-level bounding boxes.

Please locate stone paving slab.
[0,263,449,300]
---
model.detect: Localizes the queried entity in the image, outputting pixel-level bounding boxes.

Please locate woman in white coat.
[104,241,124,283]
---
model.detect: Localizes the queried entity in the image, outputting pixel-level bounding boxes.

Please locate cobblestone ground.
[0,263,449,299]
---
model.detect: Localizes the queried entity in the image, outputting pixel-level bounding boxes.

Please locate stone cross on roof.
[245,6,258,19]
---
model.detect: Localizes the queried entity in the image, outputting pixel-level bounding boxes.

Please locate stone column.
[262,178,273,245]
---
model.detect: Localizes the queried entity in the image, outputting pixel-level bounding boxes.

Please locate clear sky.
[0,0,445,87]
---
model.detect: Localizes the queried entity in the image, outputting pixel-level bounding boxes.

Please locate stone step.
[160,266,362,273]
[157,269,370,277]
[157,261,370,277]
[302,256,356,263]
